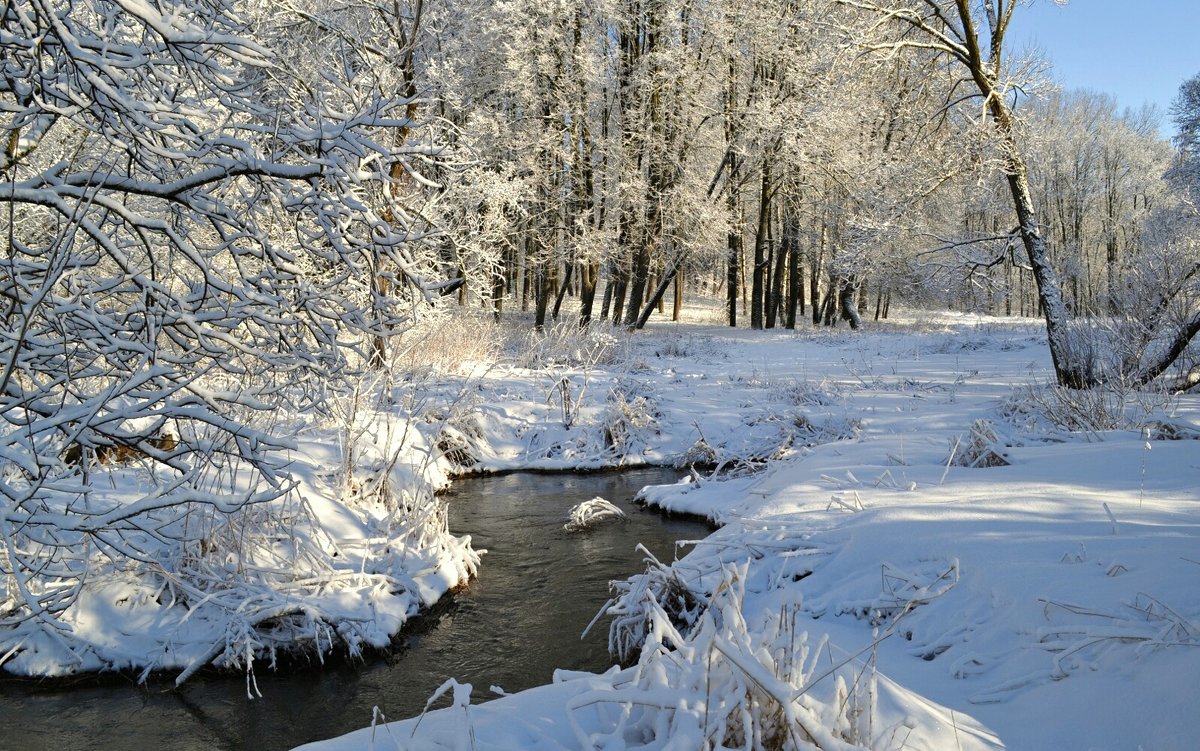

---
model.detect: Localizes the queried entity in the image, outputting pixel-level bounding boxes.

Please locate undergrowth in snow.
[299,310,1199,751]
[8,307,1199,751]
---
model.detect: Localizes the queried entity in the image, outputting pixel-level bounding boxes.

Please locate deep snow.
[7,303,1197,750]
[293,308,1199,751]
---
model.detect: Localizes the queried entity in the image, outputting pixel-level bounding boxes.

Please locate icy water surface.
[0,467,711,751]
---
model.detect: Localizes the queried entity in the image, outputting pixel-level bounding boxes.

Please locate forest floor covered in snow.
[10,301,1197,750]
[294,306,1200,751]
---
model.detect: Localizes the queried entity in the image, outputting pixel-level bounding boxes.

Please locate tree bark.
[750,163,770,330]
[767,207,786,329]
[635,253,684,329]
[784,202,801,329]
[579,260,600,327]
[839,280,862,329]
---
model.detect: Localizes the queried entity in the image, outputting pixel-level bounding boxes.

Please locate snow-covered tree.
[841,0,1131,386]
[0,0,435,649]
[1169,72,1200,199]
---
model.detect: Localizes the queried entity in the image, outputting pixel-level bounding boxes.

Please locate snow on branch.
[0,0,453,676]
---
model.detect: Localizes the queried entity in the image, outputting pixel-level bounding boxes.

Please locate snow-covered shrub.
[575,563,875,751]
[0,0,467,683]
[511,319,623,369]
[604,548,706,664]
[388,310,502,377]
[651,334,728,360]
[564,497,628,532]
[602,384,660,459]
[678,437,719,467]
[951,420,1011,468]
[545,375,590,430]
[652,335,695,358]
[435,418,486,473]
[1001,383,1177,439]
[777,378,842,407]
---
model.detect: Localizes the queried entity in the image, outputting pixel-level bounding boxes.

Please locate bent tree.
[844,0,1093,387]
[1,0,433,665]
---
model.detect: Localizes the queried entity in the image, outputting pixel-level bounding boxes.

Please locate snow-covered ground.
[8,301,1196,749]
[295,308,1200,751]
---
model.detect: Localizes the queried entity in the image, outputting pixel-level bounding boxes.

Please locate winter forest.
[3,0,1200,749]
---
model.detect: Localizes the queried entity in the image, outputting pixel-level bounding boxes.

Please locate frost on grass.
[998,382,1180,440]
[583,563,882,750]
[564,497,628,532]
[603,524,830,664]
[972,593,1200,705]
[602,381,662,460]
[951,420,1011,468]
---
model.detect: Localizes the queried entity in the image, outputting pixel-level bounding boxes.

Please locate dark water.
[0,467,711,751]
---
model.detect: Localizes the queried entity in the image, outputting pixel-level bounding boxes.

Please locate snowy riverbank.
[297,311,1200,751]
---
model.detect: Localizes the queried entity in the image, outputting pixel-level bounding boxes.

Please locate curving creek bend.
[0,468,712,751]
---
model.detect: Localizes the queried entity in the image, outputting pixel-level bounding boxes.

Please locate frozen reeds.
[564,497,628,532]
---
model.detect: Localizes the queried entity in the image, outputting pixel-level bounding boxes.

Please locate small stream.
[0,467,712,751]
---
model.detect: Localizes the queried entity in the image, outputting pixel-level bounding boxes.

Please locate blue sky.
[1009,0,1199,136]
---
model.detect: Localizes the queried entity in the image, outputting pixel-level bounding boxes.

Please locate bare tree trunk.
[724,149,740,328]
[767,210,786,329]
[839,280,862,329]
[751,163,770,330]
[672,268,683,321]
[784,201,801,329]
[1132,315,1200,386]
[611,273,628,324]
[599,260,615,320]
[635,253,684,329]
[492,263,506,322]
[1001,145,1090,386]
[957,3,1090,387]
[726,228,740,327]
[579,260,600,327]
[551,255,574,319]
[533,258,550,329]
[623,239,652,327]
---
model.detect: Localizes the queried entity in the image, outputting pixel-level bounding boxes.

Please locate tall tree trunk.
[1000,136,1089,386]
[767,208,786,329]
[750,163,770,330]
[579,261,600,327]
[492,262,506,322]
[551,255,574,319]
[725,155,741,328]
[370,0,426,369]
[811,223,825,325]
[623,240,652,327]
[599,263,615,321]
[533,258,550,329]
[635,253,684,329]
[610,254,629,324]
[953,4,1091,388]
[784,201,801,329]
[839,281,862,330]
[726,229,740,327]
[672,268,683,321]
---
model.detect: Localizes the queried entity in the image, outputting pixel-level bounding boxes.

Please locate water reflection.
[0,467,710,751]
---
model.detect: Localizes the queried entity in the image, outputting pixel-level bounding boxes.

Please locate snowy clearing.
[295,310,1199,751]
